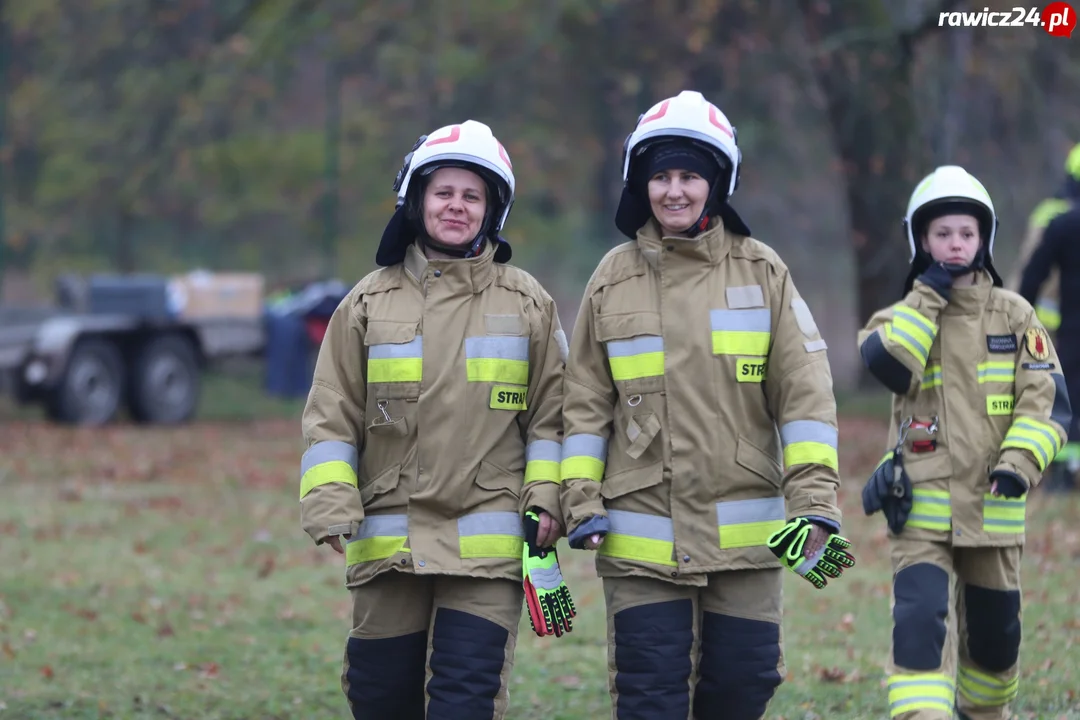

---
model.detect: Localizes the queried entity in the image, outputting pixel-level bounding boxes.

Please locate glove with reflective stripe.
[766,518,855,590]
[522,510,576,637]
[862,450,914,534]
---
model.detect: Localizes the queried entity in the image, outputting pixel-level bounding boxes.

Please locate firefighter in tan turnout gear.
[559,90,856,720]
[298,120,574,720]
[858,166,1072,720]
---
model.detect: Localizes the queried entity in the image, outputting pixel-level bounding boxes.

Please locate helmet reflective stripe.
[395,120,516,233]
[622,90,742,201]
[1066,142,1080,180]
[904,165,997,261]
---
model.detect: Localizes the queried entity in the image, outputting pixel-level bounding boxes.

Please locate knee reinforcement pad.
[694,612,782,720]
[426,607,509,720]
[964,584,1021,672]
[612,599,694,720]
[893,563,949,670]
[344,633,427,720]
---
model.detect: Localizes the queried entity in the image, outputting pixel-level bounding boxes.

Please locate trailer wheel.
[47,338,125,426]
[128,334,200,425]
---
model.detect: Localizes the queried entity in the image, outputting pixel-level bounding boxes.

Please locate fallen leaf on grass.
[554,675,582,688]
[256,555,276,579]
[817,666,860,683]
[157,622,175,638]
[2,641,15,659]
[40,665,54,679]
[198,662,220,679]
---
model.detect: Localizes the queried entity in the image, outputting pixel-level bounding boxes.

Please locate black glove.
[917,261,971,302]
[862,451,913,534]
[989,469,1028,498]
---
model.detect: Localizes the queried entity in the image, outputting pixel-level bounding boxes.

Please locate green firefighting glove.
[766,517,855,590]
[522,510,576,637]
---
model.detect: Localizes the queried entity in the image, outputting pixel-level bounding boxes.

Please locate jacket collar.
[635,216,732,272]
[945,270,994,315]
[403,240,496,294]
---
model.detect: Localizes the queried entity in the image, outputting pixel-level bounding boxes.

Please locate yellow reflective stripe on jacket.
[299,440,359,499]
[908,489,951,531]
[977,360,1015,384]
[885,306,937,365]
[710,308,771,356]
[1035,301,1061,332]
[606,335,664,381]
[779,420,838,470]
[458,511,523,559]
[958,666,1019,706]
[1001,416,1062,471]
[524,439,562,484]
[716,497,785,549]
[921,364,942,389]
[982,494,1025,534]
[887,673,955,718]
[346,514,409,566]
[368,336,423,383]
[465,336,530,385]
[598,509,677,567]
[561,433,607,482]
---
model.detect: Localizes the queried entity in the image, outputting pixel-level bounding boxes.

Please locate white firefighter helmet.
[615,90,748,239]
[378,120,516,266]
[623,90,741,199]
[392,119,516,233]
[903,165,1002,289]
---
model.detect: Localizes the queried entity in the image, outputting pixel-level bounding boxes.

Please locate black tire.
[128,334,200,425]
[47,338,125,426]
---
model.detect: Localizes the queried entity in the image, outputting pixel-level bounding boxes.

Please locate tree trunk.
[798,0,947,386]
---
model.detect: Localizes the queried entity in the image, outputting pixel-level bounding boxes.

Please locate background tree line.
[3,0,1078,385]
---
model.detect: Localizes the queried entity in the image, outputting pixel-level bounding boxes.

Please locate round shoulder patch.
[1024,327,1050,361]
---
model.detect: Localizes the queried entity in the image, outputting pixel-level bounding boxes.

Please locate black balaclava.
[633,141,722,237]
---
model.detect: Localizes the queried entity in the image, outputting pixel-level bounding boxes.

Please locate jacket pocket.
[600,461,665,500]
[899,450,953,533]
[475,460,523,501]
[624,412,661,460]
[359,463,402,506]
[735,436,782,491]
[365,319,422,400]
[595,311,665,397]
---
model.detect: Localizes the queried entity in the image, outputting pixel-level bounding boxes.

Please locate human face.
[422,167,488,247]
[647,169,710,237]
[920,214,981,267]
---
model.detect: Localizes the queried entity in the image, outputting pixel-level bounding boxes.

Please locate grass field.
[1,386,1078,719]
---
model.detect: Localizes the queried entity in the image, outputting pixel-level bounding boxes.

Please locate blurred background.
[1,0,1079,422]
[1,1,1079,718]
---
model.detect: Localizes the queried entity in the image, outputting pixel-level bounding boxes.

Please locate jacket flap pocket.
[902,451,952,483]
[735,437,782,489]
[595,311,662,342]
[476,460,523,496]
[365,319,418,346]
[360,463,401,503]
[625,412,661,460]
[600,461,664,499]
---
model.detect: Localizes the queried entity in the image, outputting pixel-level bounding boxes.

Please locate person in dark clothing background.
[1019,142,1080,490]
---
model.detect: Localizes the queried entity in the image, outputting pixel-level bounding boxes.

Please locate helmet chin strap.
[420,231,486,259]
[678,175,726,238]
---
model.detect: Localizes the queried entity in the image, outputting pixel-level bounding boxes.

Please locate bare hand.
[584,533,605,550]
[803,525,828,558]
[535,511,565,548]
[326,535,349,554]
